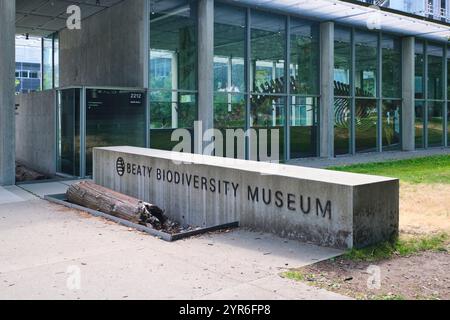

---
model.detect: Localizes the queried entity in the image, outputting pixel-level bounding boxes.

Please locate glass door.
[57,88,81,177]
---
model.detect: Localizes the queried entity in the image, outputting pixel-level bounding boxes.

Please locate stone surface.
[0,0,16,186]
[15,90,57,175]
[402,37,416,152]
[59,0,146,87]
[94,147,399,249]
[319,21,334,158]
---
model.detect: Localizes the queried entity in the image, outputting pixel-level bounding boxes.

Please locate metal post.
[144,0,151,148]
[424,41,429,149]
[377,31,383,152]
[245,7,251,160]
[442,46,449,147]
[285,16,291,161]
[80,87,86,178]
[350,28,356,155]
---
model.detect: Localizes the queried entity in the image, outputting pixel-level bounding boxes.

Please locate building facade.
[1,0,450,182]
[15,36,41,93]
[357,0,450,22]
[146,0,450,163]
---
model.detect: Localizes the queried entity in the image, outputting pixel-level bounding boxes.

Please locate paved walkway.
[288,148,450,168]
[0,185,348,300]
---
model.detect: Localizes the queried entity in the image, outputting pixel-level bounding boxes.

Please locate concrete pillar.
[197,0,214,154]
[319,22,334,158]
[401,37,415,151]
[0,0,16,186]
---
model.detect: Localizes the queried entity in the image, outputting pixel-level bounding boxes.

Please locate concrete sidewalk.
[289,148,450,168]
[0,192,348,300]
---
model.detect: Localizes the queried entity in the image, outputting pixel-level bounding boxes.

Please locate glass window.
[415,101,425,149]
[251,10,286,94]
[150,90,197,150]
[57,89,81,177]
[355,31,378,97]
[85,89,147,176]
[150,0,198,150]
[214,92,246,129]
[290,18,319,95]
[427,44,444,100]
[427,101,444,147]
[42,36,53,90]
[382,35,401,98]
[214,92,246,158]
[382,100,402,150]
[150,0,197,91]
[290,96,318,158]
[334,97,351,155]
[214,4,246,93]
[355,99,378,153]
[250,95,285,161]
[415,41,425,99]
[334,27,352,96]
[213,4,247,159]
[249,10,286,162]
[54,33,59,88]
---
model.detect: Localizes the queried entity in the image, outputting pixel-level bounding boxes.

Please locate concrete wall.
[59,0,146,88]
[15,91,57,175]
[0,0,16,185]
[319,22,334,158]
[402,37,416,151]
[94,147,400,249]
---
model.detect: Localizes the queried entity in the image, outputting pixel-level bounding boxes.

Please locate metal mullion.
[350,27,356,155]
[41,38,44,90]
[245,7,251,160]
[80,87,86,178]
[424,41,429,149]
[377,31,382,153]
[285,15,290,162]
[444,46,448,147]
[145,0,151,149]
[52,33,55,89]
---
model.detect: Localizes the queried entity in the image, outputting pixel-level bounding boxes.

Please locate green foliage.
[328,155,450,184]
[282,271,306,282]
[372,294,406,301]
[343,233,449,262]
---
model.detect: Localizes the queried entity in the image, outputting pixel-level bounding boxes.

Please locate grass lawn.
[328,154,450,184]
[285,154,450,300]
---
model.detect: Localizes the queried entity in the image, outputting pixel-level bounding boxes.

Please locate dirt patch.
[284,182,450,300]
[289,250,450,300]
[400,183,450,234]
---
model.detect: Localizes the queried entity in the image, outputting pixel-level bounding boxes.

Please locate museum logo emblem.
[116,157,125,176]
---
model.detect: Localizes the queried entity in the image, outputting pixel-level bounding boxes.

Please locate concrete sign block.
[93,147,399,249]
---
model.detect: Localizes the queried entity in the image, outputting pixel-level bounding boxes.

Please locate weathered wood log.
[16,163,47,182]
[66,181,166,227]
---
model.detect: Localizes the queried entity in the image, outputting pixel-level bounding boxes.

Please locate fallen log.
[66,181,167,227]
[16,163,47,182]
